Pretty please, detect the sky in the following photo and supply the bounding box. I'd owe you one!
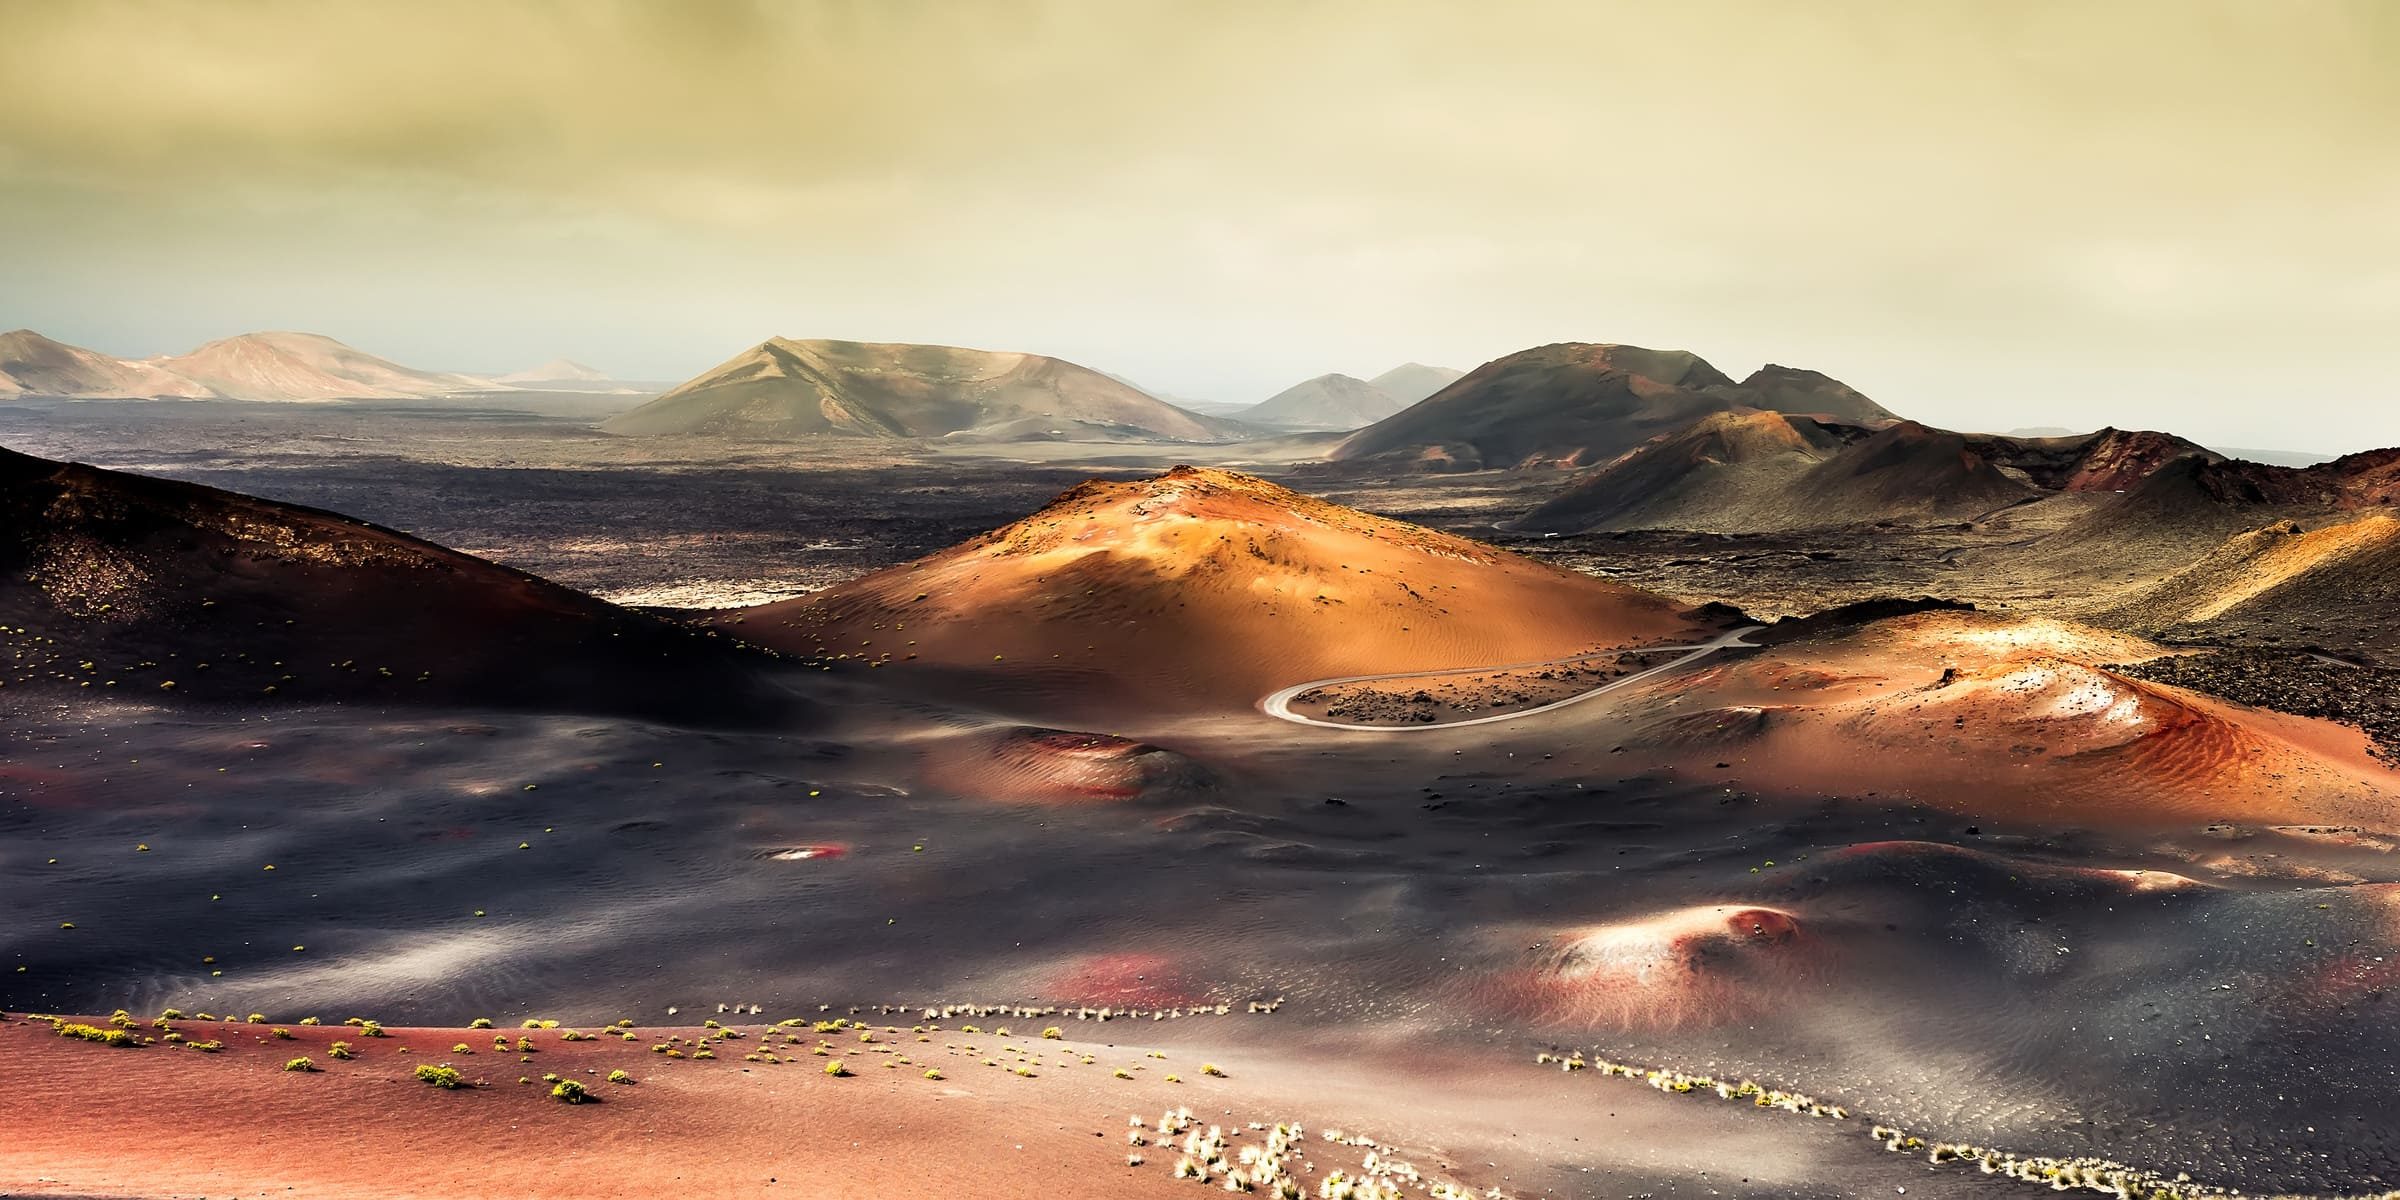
[1,0,2395,452]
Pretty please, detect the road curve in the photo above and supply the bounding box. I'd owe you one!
[1258,625,1765,731]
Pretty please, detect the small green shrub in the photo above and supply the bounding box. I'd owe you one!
[414,1064,465,1089]
[328,1041,355,1059]
[551,1078,591,1104]
[468,1018,494,1029]
[284,1056,317,1072]
[824,1060,849,1077]
[55,1021,138,1047]
[606,1069,633,1084]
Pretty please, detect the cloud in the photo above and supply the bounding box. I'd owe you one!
[0,0,2394,448]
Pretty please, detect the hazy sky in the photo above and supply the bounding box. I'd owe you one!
[3,0,2395,451]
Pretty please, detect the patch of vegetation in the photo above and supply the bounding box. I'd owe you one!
[414,1064,466,1089]
[53,1020,139,1047]
[284,1056,317,1072]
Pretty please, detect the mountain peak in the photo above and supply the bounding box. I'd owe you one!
[153,331,479,401]
[1366,362,1466,406]
[1236,372,1403,430]
[605,337,1230,443]
[496,358,610,384]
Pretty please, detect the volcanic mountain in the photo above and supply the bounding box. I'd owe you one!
[1329,342,1899,470]
[1966,427,2216,492]
[2035,447,2400,585]
[1645,610,2400,827]
[494,358,612,385]
[1730,364,1885,421]
[2094,514,2400,659]
[1234,373,1407,430]
[0,330,218,399]
[603,338,1234,443]
[1366,362,1465,405]
[0,444,795,720]
[720,465,1705,711]
[1514,410,1858,532]
[1517,416,2035,533]
[148,332,486,401]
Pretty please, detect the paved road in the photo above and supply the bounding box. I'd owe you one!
[1258,625,1766,731]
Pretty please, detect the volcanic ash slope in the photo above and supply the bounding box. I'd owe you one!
[726,465,1705,712]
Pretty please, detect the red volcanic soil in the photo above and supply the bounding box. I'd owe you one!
[1476,905,1820,1031]
[0,1012,1916,1200]
[724,466,1703,714]
[917,726,1213,805]
[1643,611,2400,828]
[0,1017,1208,1200]
[1958,426,2214,493]
[1037,952,1206,1010]
[2051,428,2213,492]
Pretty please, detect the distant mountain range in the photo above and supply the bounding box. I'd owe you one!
[1236,373,1408,430]
[603,337,1241,443]
[1228,363,1466,431]
[0,329,635,401]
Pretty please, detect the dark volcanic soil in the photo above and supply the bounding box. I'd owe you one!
[1290,651,1666,725]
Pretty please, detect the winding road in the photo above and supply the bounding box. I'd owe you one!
[1258,625,1766,731]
